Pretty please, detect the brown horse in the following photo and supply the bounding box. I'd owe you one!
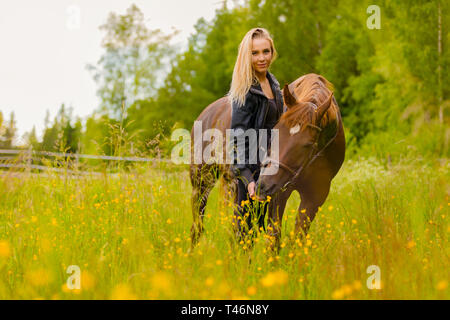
[189,73,345,249]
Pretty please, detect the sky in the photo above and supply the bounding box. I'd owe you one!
[0,0,230,145]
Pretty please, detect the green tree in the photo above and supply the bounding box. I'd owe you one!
[87,4,178,117]
[24,126,40,150]
[315,1,383,145]
[0,112,17,149]
[382,0,450,123]
[41,104,79,152]
[81,113,118,156]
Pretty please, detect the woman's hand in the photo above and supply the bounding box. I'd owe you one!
[247,181,256,198]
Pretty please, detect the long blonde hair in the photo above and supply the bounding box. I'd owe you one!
[228,28,277,107]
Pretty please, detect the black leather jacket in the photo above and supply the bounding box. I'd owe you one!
[229,71,285,187]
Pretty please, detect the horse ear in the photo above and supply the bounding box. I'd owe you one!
[283,84,296,108]
[316,92,333,122]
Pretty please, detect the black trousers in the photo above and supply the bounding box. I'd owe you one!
[234,169,269,236]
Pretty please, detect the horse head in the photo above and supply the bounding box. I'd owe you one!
[256,84,333,198]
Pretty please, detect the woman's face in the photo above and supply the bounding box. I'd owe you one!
[251,38,272,75]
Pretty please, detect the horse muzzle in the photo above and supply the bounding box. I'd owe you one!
[255,181,277,200]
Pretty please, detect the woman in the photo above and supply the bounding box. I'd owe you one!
[228,28,284,237]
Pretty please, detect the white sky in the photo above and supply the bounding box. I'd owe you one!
[0,0,228,145]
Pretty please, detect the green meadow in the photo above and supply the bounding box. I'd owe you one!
[0,154,447,299]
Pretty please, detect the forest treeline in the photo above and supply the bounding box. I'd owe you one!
[2,0,449,161]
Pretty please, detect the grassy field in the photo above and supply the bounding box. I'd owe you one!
[0,156,448,299]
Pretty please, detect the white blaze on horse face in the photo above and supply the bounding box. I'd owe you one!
[289,124,300,135]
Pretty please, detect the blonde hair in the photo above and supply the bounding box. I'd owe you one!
[228,28,277,107]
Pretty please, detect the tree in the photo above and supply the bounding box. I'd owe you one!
[379,0,449,123]
[82,113,117,156]
[40,104,81,152]
[87,4,178,117]
[62,117,82,153]
[25,126,40,150]
[315,1,383,144]
[0,112,17,148]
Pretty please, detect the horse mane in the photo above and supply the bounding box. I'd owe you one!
[279,73,337,130]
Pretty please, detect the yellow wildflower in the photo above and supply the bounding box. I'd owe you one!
[150,272,173,295]
[0,240,11,258]
[406,240,416,249]
[436,280,448,291]
[25,269,53,287]
[332,288,345,299]
[111,284,137,300]
[205,277,214,287]
[247,286,257,296]
[260,270,288,287]
[81,271,96,291]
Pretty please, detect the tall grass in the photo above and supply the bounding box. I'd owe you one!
[0,155,448,299]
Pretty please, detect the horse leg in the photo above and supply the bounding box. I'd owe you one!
[220,165,237,210]
[295,177,331,239]
[265,189,292,252]
[190,164,219,248]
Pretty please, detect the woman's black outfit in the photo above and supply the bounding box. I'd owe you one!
[229,71,285,236]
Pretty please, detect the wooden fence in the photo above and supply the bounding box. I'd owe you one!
[0,149,172,175]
